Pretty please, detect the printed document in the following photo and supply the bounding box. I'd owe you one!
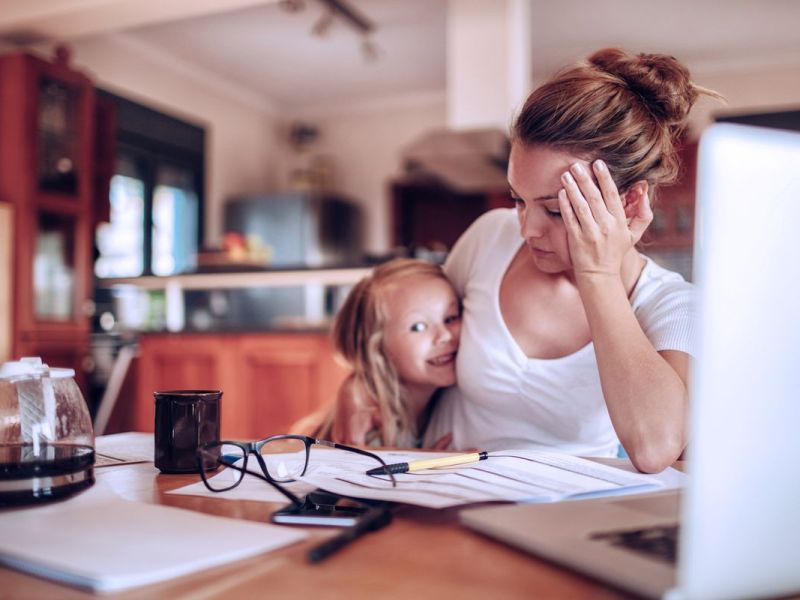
[170,449,681,508]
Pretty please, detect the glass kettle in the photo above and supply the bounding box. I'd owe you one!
[0,357,95,505]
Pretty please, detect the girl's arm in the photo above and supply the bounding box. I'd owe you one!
[559,160,688,473]
[329,375,382,446]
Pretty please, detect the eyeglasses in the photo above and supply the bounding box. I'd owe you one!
[196,434,396,502]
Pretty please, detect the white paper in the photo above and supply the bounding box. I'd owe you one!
[170,448,677,509]
[94,431,154,467]
[0,482,307,593]
[169,472,318,503]
[574,457,686,497]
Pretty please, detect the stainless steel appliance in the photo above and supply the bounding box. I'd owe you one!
[222,193,363,329]
[224,192,362,267]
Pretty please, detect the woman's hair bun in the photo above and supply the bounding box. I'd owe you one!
[588,48,698,126]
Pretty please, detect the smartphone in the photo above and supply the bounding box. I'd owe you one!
[271,493,370,527]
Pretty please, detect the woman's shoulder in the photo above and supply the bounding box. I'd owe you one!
[632,256,696,352]
[448,208,518,260]
[468,207,518,238]
[634,255,693,303]
[445,208,518,287]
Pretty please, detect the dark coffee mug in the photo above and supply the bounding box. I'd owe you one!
[154,390,222,474]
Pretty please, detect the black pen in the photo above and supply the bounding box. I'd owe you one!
[307,508,393,563]
[366,451,489,475]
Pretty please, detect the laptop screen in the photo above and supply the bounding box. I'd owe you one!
[680,123,800,598]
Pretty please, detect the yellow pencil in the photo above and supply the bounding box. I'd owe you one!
[366,451,488,475]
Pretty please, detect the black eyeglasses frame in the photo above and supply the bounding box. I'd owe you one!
[196,434,396,506]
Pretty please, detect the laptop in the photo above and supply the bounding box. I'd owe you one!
[460,123,800,600]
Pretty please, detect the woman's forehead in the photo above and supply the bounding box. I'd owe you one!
[508,143,592,194]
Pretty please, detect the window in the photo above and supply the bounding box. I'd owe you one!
[152,166,199,276]
[94,90,204,278]
[95,166,145,278]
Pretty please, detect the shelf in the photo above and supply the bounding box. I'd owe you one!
[97,266,372,291]
[33,197,83,221]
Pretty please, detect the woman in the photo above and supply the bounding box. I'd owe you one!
[339,48,717,473]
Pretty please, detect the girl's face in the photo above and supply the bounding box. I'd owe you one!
[381,276,461,397]
[507,143,592,274]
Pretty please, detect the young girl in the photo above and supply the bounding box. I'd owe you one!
[298,258,461,448]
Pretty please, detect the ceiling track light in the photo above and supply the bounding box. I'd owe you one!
[282,0,379,61]
[318,0,374,35]
[317,0,378,61]
[278,0,306,13]
[311,10,336,37]
[361,37,380,62]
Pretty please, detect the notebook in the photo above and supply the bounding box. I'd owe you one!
[0,481,307,593]
[460,123,800,600]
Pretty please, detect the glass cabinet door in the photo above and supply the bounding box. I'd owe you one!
[37,76,82,195]
[34,213,76,321]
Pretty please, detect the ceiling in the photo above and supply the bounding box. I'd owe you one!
[124,0,447,112]
[1,0,799,115]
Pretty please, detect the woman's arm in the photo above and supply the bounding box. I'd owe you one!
[579,277,689,472]
[559,160,688,473]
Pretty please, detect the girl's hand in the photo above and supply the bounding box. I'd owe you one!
[330,380,381,446]
[429,432,453,450]
[558,160,653,282]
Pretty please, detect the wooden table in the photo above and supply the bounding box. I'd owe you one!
[1,443,659,599]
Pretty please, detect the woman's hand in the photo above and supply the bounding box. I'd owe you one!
[557,160,653,282]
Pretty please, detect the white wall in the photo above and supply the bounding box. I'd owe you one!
[53,34,282,246]
[0,203,12,362]
[446,0,531,130]
[690,62,800,134]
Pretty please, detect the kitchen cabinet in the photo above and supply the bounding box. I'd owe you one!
[638,140,699,280]
[134,333,348,439]
[642,141,698,250]
[0,203,11,362]
[391,180,511,251]
[0,47,97,392]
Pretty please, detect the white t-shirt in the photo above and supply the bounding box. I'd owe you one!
[423,209,695,456]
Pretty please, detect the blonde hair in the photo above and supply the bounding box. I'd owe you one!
[513,48,722,198]
[331,258,453,446]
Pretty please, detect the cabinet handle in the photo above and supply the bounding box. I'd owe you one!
[81,354,95,373]
[82,299,96,317]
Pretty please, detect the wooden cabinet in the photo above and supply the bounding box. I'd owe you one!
[642,141,698,250]
[391,180,511,250]
[0,203,11,362]
[134,333,348,439]
[637,140,699,280]
[0,48,96,392]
